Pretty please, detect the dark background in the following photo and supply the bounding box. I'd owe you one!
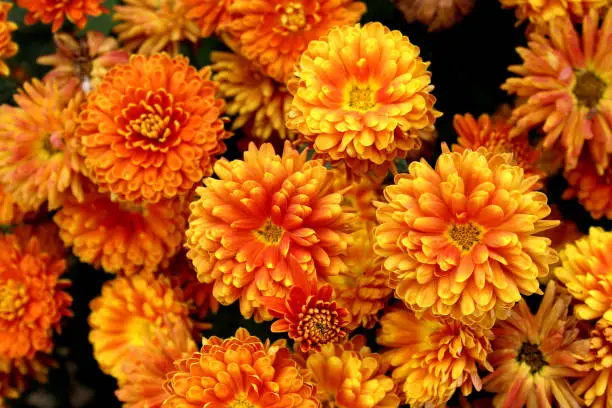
[3,0,608,406]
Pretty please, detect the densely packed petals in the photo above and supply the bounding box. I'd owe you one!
[224,0,366,83]
[88,273,193,381]
[0,233,72,359]
[377,305,492,407]
[483,281,589,407]
[0,185,25,226]
[185,142,355,321]
[499,0,609,24]
[0,354,54,407]
[393,0,475,31]
[574,318,612,407]
[0,2,17,77]
[0,78,87,212]
[163,328,318,407]
[374,147,558,326]
[502,10,612,174]
[53,191,187,276]
[564,157,612,219]
[77,53,228,203]
[184,0,231,37]
[17,0,107,32]
[287,22,441,177]
[13,221,66,263]
[211,51,294,141]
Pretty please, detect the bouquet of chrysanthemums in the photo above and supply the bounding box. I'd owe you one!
[0,0,611,407]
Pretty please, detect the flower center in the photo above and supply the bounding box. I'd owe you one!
[278,2,307,32]
[573,70,606,110]
[447,222,482,253]
[229,399,257,408]
[254,219,284,245]
[517,342,547,374]
[0,280,28,320]
[347,85,376,112]
[129,113,171,141]
[300,306,340,344]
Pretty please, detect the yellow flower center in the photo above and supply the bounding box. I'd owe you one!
[130,113,172,141]
[347,85,377,112]
[0,279,28,320]
[127,317,156,347]
[517,341,547,374]
[573,70,606,110]
[254,219,284,245]
[229,398,257,408]
[447,222,482,253]
[278,2,307,32]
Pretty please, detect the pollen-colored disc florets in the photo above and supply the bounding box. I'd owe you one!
[17,0,108,32]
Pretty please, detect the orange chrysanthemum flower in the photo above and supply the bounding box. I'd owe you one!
[0,2,18,77]
[112,0,200,56]
[453,113,544,185]
[377,305,493,407]
[116,318,197,408]
[555,227,612,321]
[300,335,400,408]
[89,273,192,381]
[78,53,228,203]
[483,281,589,407]
[0,354,53,407]
[163,328,318,408]
[564,157,612,219]
[53,191,187,276]
[574,318,612,407]
[0,233,72,359]
[287,22,441,178]
[499,0,609,24]
[38,31,129,93]
[17,0,107,32]
[185,0,231,37]
[211,51,294,141]
[0,78,87,212]
[0,185,25,226]
[502,10,612,174]
[185,142,355,321]
[374,147,559,327]
[225,0,366,83]
[393,0,475,31]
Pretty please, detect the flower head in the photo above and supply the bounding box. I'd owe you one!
[0,233,72,359]
[502,9,612,174]
[377,305,493,407]
[483,281,589,407]
[37,31,129,93]
[53,191,187,276]
[184,0,231,37]
[287,22,441,178]
[0,2,18,77]
[17,0,107,32]
[563,157,612,219]
[300,335,400,408]
[78,53,227,203]
[393,0,475,31]
[0,354,54,407]
[0,78,87,212]
[163,328,318,408]
[225,0,366,83]
[88,273,192,381]
[500,0,609,24]
[211,51,294,141]
[112,0,200,55]
[555,227,612,321]
[374,146,559,327]
[574,318,612,407]
[185,141,355,321]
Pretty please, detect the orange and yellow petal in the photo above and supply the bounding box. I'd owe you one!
[394,0,475,31]
[500,0,610,24]
[0,185,26,226]
[184,0,231,37]
[0,2,18,77]
[17,0,107,32]
[563,157,612,219]
[287,22,441,178]
[574,317,612,407]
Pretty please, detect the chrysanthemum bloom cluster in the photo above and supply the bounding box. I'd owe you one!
[224,0,366,83]
[0,78,87,212]
[377,306,493,407]
[0,354,53,407]
[483,281,589,407]
[78,53,228,203]
[499,0,609,24]
[88,273,192,381]
[185,142,355,321]
[112,0,200,56]
[184,0,231,37]
[37,31,129,93]
[287,22,441,178]
[211,51,294,141]
[16,0,108,32]
[555,227,612,321]
[0,1,17,77]
[0,232,71,359]
[564,158,612,219]
[163,328,318,407]
[115,318,197,408]
[374,147,558,327]
[301,335,400,408]
[503,9,612,174]
[393,0,475,31]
